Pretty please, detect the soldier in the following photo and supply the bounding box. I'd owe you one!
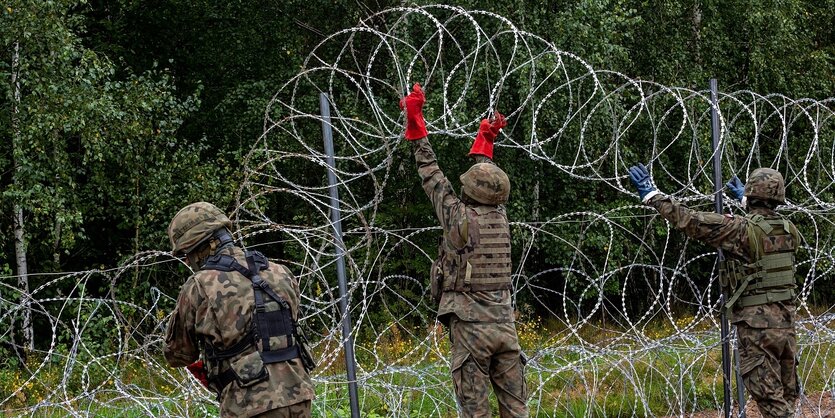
[400,83,529,417]
[164,202,315,418]
[628,163,800,418]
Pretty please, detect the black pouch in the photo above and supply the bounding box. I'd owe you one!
[230,351,269,388]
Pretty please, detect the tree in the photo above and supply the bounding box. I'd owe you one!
[0,0,199,350]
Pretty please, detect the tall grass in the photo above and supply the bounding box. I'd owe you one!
[2,313,833,417]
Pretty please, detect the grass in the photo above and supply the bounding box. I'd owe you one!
[2,312,834,417]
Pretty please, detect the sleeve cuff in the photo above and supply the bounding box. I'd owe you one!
[642,190,661,204]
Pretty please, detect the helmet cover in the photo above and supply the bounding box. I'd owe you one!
[168,202,232,255]
[459,163,510,205]
[744,168,786,204]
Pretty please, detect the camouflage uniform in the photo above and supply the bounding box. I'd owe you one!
[414,137,528,417]
[252,401,311,418]
[646,193,799,418]
[164,245,315,418]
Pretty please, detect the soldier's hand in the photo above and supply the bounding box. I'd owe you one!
[399,83,428,140]
[469,111,506,159]
[487,111,507,134]
[628,163,659,203]
[186,360,209,388]
[726,176,745,202]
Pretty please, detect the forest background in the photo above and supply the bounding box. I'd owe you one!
[1,0,834,355]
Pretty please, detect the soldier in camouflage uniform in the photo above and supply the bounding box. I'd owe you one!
[164,202,315,418]
[628,164,801,418]
[400,83,529,418]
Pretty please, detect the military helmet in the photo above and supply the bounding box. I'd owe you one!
[744,167,785,204]
[168,202,232,255]
[459,163,510,205]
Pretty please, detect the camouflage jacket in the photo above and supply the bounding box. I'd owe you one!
[413,137,514,323]
[164,246,315,417]
[647,194,796,328]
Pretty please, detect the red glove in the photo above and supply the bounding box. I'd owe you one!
[468,111,507,159]
[186,360,209,388]
[399,83,428,140]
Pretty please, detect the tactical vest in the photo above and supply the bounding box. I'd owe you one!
[441,205,513,292]
[201,250,313,393]
[720,213,799,310]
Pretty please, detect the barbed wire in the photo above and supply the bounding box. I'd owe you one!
[2,5,834,417]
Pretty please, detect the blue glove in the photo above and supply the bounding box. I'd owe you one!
[725,175,744,202]
[628,163,658,202]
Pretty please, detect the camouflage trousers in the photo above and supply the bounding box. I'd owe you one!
[737,324,798,418]
[449,317,528,418]
[251,400,311,418]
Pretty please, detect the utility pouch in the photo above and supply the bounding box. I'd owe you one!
[719,262,729,288]
[229,351,269,388]
[429,236,445,306]
[430,255,444,306]
[296,328,317,372]
[719,259,740,292]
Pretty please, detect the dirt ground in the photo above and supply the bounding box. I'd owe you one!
[664,391,834,417]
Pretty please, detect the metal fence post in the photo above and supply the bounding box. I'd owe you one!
[320,92,361,418]
[709,78,745,418]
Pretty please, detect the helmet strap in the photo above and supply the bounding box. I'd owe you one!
[185,228,236,270]
[460,188,477,205]
[208,239,219,254]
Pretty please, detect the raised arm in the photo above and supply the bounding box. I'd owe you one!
[628,163,750,261]
[400,83,469,249]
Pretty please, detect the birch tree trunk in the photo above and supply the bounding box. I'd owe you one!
[691,2,703,67]
[11,40,33,352]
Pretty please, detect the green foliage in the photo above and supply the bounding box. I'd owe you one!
[0,0,833,350]
[0,0,206,275]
